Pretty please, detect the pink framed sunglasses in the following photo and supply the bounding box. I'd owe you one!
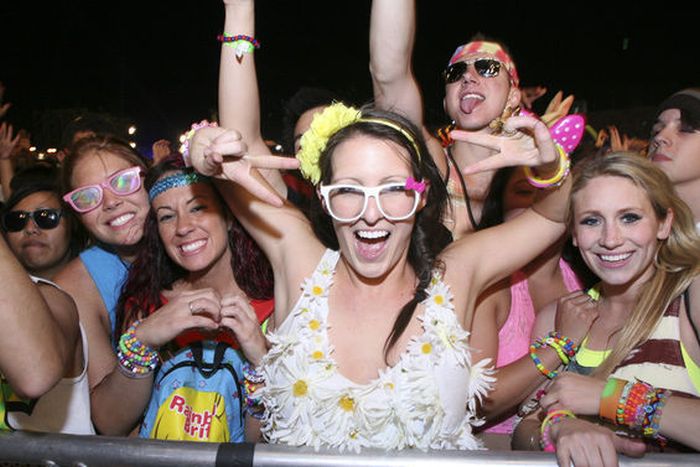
[63,166,143,213]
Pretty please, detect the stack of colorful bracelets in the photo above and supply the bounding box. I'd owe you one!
[524,143,571,189]
[599,377,671,439]
[540,409,577,452]
[242,362,265,419]
[117,320,159,378]
[529,331,578,379]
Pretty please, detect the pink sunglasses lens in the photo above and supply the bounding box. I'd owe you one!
[110,169,141,194]
[67,187,102,212]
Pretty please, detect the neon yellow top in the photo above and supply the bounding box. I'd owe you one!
[580,287,700,393]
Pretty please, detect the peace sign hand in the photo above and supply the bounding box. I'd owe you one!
[451,115,558,176]
[189,127,300,207]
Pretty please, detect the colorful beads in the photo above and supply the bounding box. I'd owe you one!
[606,378,671,439]
[529,343,558,379]
[529,332,578,379]
[179,119,218,166]
[117,320,159,377]
[540,409,576,451]
[217,34,260,63]
[242,362,265,419]
[217,34,260,49]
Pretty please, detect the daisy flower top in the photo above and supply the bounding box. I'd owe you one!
[260,249,494,452]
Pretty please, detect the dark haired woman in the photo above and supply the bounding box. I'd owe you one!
[114,155,274,441]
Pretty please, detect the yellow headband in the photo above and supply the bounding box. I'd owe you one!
[296,103,421,185]
[357,117,421,160]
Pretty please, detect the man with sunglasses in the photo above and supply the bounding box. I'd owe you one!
[0,193,94,435]
[370,0,525,240]
[1,182,85,280]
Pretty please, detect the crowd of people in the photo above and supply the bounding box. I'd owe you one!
[1,0,699,466]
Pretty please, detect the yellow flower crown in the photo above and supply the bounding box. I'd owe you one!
[296,103,360,185]
[295,102,421,185]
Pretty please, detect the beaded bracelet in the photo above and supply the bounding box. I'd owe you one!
[642,389,670,438]
[242,362,265,384]
[217,33,261,48]
[622,380,652,427]
[546,332,577,358]
[529,342,558,379]
[615,379,635,425]
[541,332,578,365]
[179,119,218,167]
[599,377,626,423]
[540,409,576,452]
[612,379,671,439]
[117,320,159,377]
[242,362,265,419]
[217,33,260,63]
[524,144,571,189]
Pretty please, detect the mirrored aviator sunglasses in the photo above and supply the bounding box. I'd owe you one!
[63,166,143,213]
[1,208,63,232]
[443,58,502,84]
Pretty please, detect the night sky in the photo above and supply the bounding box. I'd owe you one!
[2,1,698,152]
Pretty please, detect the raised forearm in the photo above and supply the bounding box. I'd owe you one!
[219,0,262,143]
[369,0,424,126]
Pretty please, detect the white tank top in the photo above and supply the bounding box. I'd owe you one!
[4,277,95,434]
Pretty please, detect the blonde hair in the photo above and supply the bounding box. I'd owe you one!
[569,152,700,377]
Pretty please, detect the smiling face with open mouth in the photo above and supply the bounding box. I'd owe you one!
[153,176,230,274]
[324,135,422,282]
[572,175,673,289]
[70,151,149,248]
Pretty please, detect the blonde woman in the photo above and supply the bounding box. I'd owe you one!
[513,153,700,465]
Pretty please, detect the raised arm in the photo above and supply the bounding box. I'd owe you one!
[218,0,288,196]
[369,0,425,129]
[0,234,76,399]
[219,0,264,151]
[442,116,570,320]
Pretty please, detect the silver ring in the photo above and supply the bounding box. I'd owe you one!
[188,300,199,314]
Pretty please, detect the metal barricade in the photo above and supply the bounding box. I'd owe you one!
[1,432,699,467]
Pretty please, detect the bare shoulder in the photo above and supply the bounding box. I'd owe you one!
[54,258,100,309]
[54,256,91,291]
[53,256,104,322]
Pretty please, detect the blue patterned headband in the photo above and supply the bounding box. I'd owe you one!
[148,172,210,201]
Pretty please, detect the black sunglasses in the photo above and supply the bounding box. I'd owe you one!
[443,58,502,84]
[1,208,63,232]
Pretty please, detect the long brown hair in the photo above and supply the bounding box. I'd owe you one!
[569,152,700,377]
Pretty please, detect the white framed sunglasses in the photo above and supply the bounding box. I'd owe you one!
[318,179,425,223]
